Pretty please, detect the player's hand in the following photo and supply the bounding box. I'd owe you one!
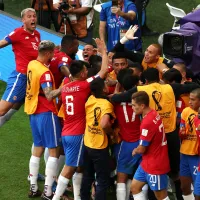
[111,7,122,15]
[132,148,137,156]
[125,25,139,40]
[93,38,107,55]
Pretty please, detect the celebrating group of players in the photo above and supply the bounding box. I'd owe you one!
[1,7,200,200]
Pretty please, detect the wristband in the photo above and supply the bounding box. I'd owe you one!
[120,36,129,44]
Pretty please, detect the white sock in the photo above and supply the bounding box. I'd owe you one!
[29,156,40,192]
[44,148,49,164]
[117,183,126,200]
[182,193,195,200]
[133,191,148,200]
[142,184,148,199]
[56,155,65,177]
[72,172,83,200]
[163,197,170,200]
[53,175,70,200]
[0,109,17,127]
[45,157,58,196]
[31,143,34,154]
[126,179,132,200]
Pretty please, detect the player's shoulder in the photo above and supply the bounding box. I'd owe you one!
[182,106,194,116]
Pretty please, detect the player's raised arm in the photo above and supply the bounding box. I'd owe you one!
[94,38,108,79]
[0,39,9,48]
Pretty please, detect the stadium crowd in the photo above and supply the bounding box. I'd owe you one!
[0,1,200,200]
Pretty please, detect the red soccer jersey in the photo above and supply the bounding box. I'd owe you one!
[5,27,40,74]
[194,116,200,170]
[140,109,170,174]
[50,51,72,89]
[61,76,98,136]
[114,102,140,142]
[34,71,57,114]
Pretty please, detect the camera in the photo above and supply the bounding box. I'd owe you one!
[59,0,70,15]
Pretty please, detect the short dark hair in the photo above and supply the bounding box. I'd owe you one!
[132,91,149,106]
[122,75,139,90]
[162,68,182,84]
[61,34,77,48]
[112,52,127,62]
[69,60,85,77]
[117,68,133,85]
[129,62,143,72]
[90,78,105,98]
[191,88,200,99]
[143,68,159,82]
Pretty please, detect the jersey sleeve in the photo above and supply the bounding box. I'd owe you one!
[139,124,154,147]
[102,102,116,120]
[58,56,71,69]
[127,3,137,13]
[100,7,107,21]
[4,29,20,44]
[40,72,53,89]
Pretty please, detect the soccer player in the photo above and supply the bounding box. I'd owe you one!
[179,88,200,200]
[24,40,61,199]
[131,91,170,200]
[52,39,108,200]
[113,69,142,200]
[194,105,200,200]
[0,8,40,127]
[81,78,116,200]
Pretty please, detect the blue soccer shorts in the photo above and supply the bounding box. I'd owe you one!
[134,165,168,191]
[62,135,84,167]
[114,140,141,174]
[180,154,199,182]
[30,112,62,148]
[2,70,27,103]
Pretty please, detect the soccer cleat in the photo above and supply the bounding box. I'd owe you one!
[41,192,54,200]
[28,185,42,198]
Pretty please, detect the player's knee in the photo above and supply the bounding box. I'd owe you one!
[181,182,192,195]
[131,182,141,194]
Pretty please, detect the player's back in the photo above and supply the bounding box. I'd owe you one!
[140,110,170,175]
[61,80,91,136]
[114,102,140,142]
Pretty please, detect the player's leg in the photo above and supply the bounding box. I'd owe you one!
[28,114,44,198]
[131,165,147,200]
[0,70,26,126]
[80,146,95,200]
[53,135,84,200]
[41,112,62,199]
[166,129,184,200]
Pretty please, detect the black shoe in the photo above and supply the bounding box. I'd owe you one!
[141,25,159,36]
[28,189,42,198]
[41,192,54,200]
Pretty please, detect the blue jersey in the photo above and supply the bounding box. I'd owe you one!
[100,1,142,51]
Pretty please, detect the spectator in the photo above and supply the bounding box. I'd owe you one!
[99,0,142,52]
[59,0,94,44]
[82,44,97,62]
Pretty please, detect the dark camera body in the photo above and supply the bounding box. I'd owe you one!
[112,0,118,7]
[59,0,70,13]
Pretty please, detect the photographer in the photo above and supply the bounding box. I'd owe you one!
[31,0,60,31]
[58,0,94,44]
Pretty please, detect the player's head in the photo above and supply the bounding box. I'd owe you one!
[112,52,128,75]
[144,44,162,64]
[117,68,133,85]
[69,60,88,80]
[38,40,55,62]
[132,91,150,115]
[90,78,109,98]
[82,44,97,62]
[162,68,182,84]
[173,63,187,82]
[108,49,116,65]
[61,35,79,59]
[21,8,37,33]
[189,88,200,111]
[129,62,143,77]
[122,75,140,91]
[143,68,159,84]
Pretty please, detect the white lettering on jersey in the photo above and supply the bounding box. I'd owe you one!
[31,42,38,50]
[35,36,39,42]
[142,129,148,136]
[62,57,69,62]
[176,100,182,108]
[25,37,29,40]
[45,74,51,81]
